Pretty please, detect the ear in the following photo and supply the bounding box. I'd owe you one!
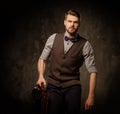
[64,20,66,26]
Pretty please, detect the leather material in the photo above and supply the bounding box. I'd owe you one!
[32,84,48,114]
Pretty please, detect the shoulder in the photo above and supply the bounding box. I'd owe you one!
[46,32,64,43]
[55,32,64,37]
[83,40,94,52]
[50,32,65,40]
[78,34,88,42]
[46,33,57,42]
[48,33,57,39]
[77,35,88,47]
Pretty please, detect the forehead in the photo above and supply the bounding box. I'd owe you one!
[66,14,79,21]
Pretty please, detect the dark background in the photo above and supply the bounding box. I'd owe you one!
[0,1,120,114]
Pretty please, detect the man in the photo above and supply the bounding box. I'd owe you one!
[37,9,97,114]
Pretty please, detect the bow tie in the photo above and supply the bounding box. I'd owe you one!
[64,36,78,43]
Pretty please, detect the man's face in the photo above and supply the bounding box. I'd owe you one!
[64,14,80,35]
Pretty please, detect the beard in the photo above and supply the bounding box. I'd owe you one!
[66,27,78,36]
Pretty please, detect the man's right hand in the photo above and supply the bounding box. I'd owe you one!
[37,77,47,89]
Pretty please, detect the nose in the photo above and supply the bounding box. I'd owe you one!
[70,22,74,26]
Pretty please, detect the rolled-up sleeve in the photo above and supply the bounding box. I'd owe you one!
[83,41,97,73]
[40,33,56,60]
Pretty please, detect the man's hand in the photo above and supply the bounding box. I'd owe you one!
[85,96,95,110]
[37,77,47,88]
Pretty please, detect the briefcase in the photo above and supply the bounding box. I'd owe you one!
[32,83,48,114]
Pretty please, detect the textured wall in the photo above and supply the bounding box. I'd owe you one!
[1,1,120,114]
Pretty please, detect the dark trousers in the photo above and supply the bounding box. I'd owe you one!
[47,84,81,114]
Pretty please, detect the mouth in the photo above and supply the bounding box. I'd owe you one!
[69,27,75,29]
[69,27,75,32]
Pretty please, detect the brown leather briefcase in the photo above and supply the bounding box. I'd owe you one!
[32,83,48,114]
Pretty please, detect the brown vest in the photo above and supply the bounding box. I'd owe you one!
[47,33,87,87]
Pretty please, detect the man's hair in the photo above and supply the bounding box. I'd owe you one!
[65,9,80,19]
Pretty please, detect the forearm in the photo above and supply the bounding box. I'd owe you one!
[37,59,46,79]
[88,72,97,98]
[37,59,47,87]
[85,72,97,110]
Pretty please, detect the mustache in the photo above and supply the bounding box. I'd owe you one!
[69,27,75,29]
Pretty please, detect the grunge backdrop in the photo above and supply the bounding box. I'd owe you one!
[0,1,120,114]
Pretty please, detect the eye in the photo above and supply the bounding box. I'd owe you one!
[67,20,72,23]
[74,21,79,24]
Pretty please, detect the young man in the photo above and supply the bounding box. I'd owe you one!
[37,9,97,114]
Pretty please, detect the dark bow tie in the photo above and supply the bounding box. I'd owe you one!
[64,36,78,43]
